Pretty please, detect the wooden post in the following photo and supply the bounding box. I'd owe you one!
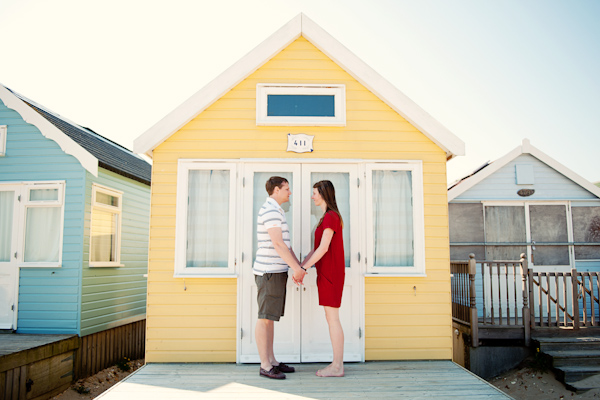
[469,254,479,348]
[572,268,580,330]
[528,268,535,329]
[520,254,531,346]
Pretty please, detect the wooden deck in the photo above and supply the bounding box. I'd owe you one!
[0,334,79,399]
[96,361,512,399]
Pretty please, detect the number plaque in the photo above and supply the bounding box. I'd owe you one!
[287,133,314,153]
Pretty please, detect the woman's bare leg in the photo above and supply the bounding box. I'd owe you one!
[317,306,344,377]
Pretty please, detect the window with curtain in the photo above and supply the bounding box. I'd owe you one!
[175,162,237,276]
[90,185,122,266]
[21,183,64,265]
[366,163,425,275]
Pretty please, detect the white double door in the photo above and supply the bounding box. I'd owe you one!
[239,163,363,363]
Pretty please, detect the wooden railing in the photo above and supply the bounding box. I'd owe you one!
[450,256,478,346]
[451,254,600,345]
[529,270,600,328]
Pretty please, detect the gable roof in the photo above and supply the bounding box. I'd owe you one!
[133,13,465,160]
[447,138,600,201]
[0,84,151,185]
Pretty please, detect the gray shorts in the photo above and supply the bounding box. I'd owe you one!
[255,272,288,321]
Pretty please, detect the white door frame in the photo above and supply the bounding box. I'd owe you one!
[237,160,365,363]
[0,185,21,330]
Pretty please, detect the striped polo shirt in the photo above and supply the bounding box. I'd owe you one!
[253,197,290,276]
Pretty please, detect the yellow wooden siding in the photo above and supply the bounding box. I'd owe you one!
[146,36,451,362]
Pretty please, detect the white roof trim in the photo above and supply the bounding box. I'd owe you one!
[0,84,98,176]
[448,138,600,201]
[134,13,465,160]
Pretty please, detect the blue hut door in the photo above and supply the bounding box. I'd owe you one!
[0,186,19,329]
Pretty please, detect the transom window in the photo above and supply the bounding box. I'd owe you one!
[90,184,123,267]
[256,84,345,126]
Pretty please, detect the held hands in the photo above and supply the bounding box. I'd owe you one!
[292,266,307,286]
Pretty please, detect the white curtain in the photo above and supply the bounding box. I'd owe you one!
[0,191,14,262]
[186,169,230,268]
[24,206,60,262]
[90,208,117,262]
[373,170,413,267]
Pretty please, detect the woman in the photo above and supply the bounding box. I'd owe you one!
[301,180,345,377]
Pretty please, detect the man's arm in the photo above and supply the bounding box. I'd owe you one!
[267,227,306,284]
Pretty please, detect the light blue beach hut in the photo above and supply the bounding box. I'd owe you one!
[0,84,151,338]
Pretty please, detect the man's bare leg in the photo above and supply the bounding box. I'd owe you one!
[256,318,276,371]
[266,319,280,366]
[317,306,344,377]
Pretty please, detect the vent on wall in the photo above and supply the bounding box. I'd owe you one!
[515,164,534,185]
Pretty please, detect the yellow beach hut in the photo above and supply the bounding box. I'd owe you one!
[134,14,465,364]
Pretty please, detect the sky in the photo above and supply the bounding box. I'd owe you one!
[1,0,599,185]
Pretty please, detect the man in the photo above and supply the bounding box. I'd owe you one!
[253,176,306,379]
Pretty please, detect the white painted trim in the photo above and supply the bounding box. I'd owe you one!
[256,84,346,126]
[133,14,464,159]
[449,139,600,201]
[134,15,302,156]
[0,84,98,176]
[182,157,424,165]
[0,125,6,156]
[300,15,464,159]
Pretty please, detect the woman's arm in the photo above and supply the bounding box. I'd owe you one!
[301,228,334,269]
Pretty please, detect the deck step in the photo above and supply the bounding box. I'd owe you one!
[534,335,600,391]
[544,350,600,367]
[556,366,600,384]
[566,374,600,392]
[535,337,600,353]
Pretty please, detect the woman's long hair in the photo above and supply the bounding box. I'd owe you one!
[314,180,344,229]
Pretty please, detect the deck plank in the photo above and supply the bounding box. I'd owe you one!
[96,361,512,399]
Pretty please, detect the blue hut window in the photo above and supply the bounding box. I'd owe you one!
[267,95,335,117]
[257,84,345,126]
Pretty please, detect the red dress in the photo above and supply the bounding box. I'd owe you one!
[314,211,345,308]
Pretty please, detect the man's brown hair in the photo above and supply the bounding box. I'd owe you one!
[266,176,289,195]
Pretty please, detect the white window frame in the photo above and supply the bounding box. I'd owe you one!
[0,125,6,156]
[18,181,66,268]
[89,184,123,267]
[365,162,426,276]
[256,84,346,126]
[174,161,238,277]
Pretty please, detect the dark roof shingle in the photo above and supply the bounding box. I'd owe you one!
[8,88,151,185]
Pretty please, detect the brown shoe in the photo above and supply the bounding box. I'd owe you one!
[274,363,295,373]
[260,367,286,379]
